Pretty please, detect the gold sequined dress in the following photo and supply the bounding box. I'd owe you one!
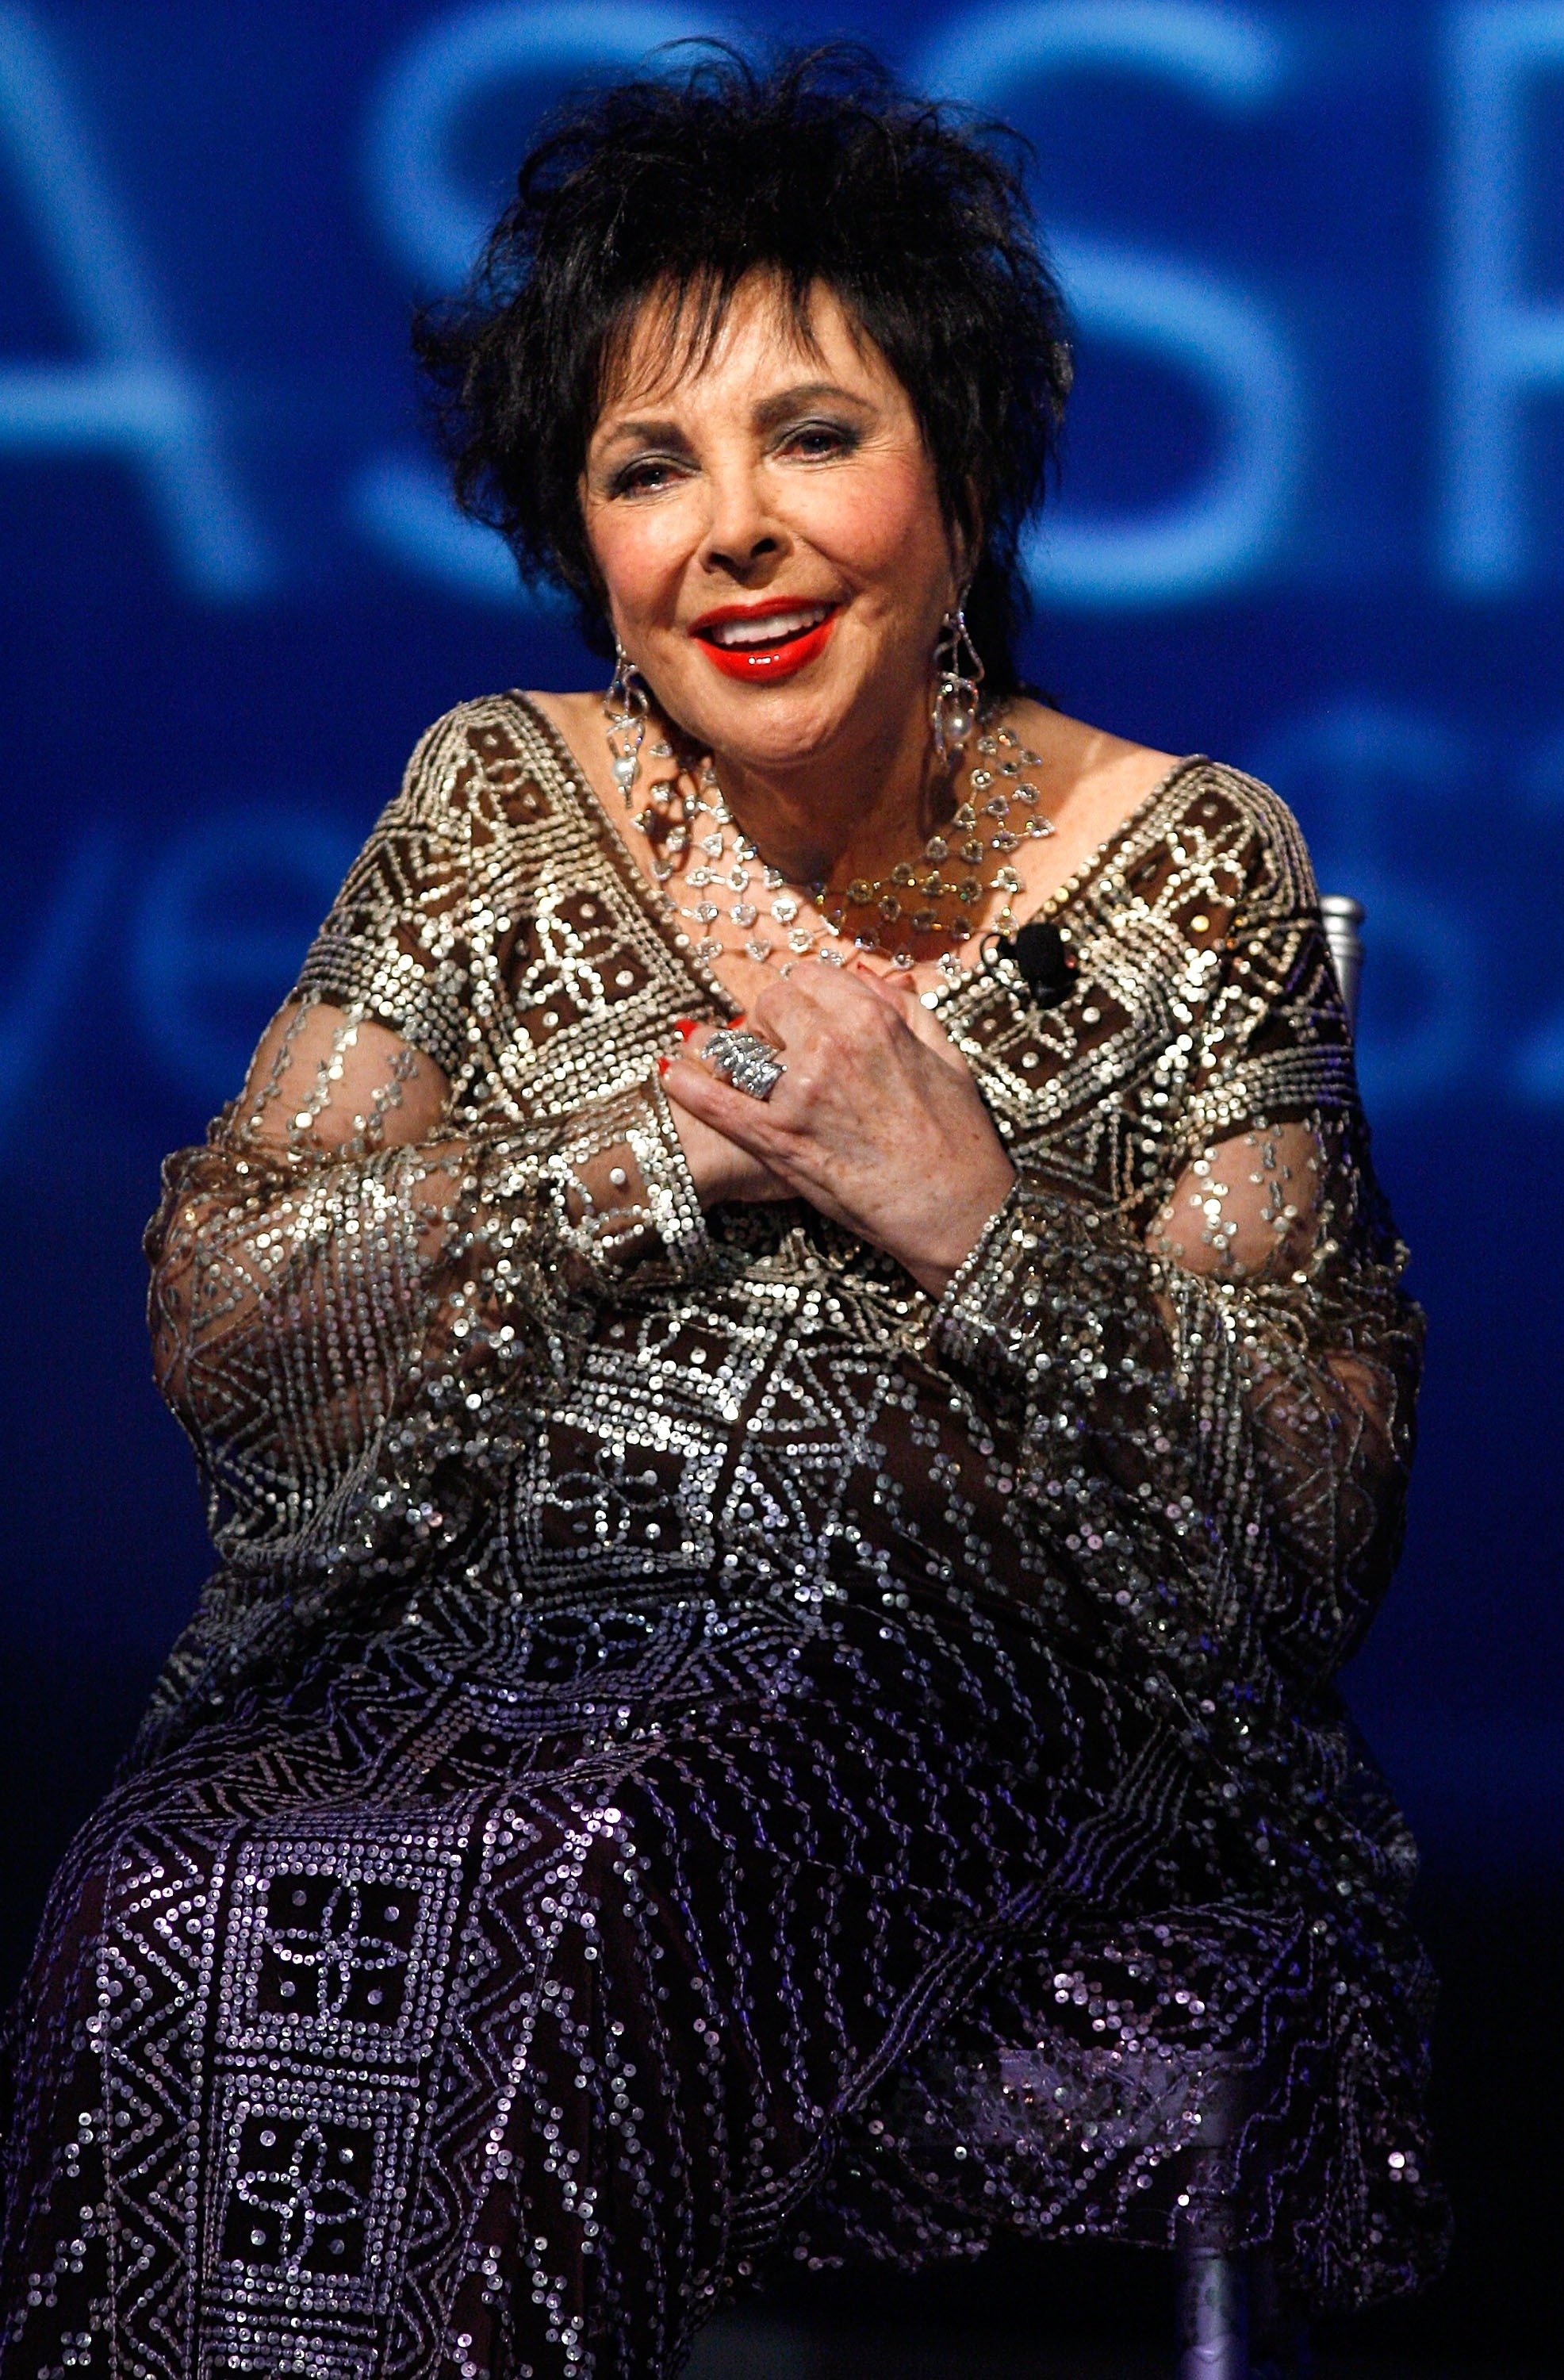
[0,694,1447,2378]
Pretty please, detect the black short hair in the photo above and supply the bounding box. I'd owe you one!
[413,43,1072,694]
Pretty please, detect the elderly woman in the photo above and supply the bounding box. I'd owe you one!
[0,48,1444,2380]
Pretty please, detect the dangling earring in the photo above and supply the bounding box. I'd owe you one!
[931,601,984,765]
[604,636,649,805]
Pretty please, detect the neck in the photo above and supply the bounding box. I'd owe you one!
[702,688,956,888]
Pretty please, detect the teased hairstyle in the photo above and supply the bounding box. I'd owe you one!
[414,44,1072,692]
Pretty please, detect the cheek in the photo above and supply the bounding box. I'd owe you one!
[794,454,949,600]
[584,496,695,628]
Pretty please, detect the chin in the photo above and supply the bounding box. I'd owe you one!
[711,695,857,773]
[672,656,880,770]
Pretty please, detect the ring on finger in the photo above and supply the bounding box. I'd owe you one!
[702,1027,786,1102]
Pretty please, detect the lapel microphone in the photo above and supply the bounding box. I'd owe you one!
[991,918,1079,1009]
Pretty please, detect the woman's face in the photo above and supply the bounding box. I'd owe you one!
[581,274,960,777]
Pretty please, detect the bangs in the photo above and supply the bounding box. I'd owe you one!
[591,267,830,421]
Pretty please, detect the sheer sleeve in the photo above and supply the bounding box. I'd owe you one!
[922,816,1421,1695]
[145,707,707,1562]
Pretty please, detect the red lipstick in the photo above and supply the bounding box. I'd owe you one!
[690,600,838,683]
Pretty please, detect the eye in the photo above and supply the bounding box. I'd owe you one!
[780,418,858,460]
[608,455,686,498]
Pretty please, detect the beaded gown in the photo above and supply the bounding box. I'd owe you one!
[0,693,1448,2378]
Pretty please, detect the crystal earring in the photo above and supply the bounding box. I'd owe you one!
[931,602,984,764]
[604,636,649,805]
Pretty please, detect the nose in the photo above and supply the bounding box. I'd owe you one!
[698,456,787,583]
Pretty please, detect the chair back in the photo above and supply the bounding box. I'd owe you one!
[1319,894,1364,1027]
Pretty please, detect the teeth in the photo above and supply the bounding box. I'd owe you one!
[705,605,830,649]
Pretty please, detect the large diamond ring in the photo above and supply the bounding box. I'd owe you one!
[703,1027,786,1101]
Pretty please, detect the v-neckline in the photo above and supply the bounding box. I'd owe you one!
[925,750,1209,1024]
[508,689,1205,1027]
[509,690,745,1019]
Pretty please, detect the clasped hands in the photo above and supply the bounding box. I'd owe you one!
[658,965,1016,1298]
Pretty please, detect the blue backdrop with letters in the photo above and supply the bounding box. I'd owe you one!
[2,0,1560,1879]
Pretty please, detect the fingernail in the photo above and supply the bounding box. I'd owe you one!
[657,1055,672,1074]
[731,1012,746,1025]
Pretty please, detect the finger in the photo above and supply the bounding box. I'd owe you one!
[675,1020,803,1119]
[895,991,969,1069]
[659,1053,791,1156]
[672,1017,775,1066]
[848,962,914,1010]
[822,969,967,1086]
[792,963,898,1017]
[678,1107,793,1200]
[756,958,906,1025]
[746,974,835,1049]
[850,967,937,1049]
[845,965,971,1072]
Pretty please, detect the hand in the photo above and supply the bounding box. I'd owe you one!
[662,1091,795,1209]
[660,968,1016,1295]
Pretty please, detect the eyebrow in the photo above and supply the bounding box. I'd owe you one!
[751,379,874,430]
[592,380,875,455]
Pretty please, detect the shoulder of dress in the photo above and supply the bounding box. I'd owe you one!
[1162,757,1321,914]
[394,690,588,835]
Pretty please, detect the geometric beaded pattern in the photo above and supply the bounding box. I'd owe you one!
[0,694,1449,2379]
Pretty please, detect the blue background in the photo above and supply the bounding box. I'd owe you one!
[0,1,1560,2347]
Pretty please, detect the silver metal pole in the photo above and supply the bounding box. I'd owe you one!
[1175,2245,1250,2380]
[1318,894,1365,1027]
[1172,2071,1250,2380]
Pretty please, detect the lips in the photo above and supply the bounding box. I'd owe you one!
[691,600,839,682]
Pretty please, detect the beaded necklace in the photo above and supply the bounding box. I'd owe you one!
[631,721,1055,979]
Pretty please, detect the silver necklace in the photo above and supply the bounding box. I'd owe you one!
[631,724,1055,979]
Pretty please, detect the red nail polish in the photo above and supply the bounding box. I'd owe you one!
[657,1055,672,1074]
[673,1019,698,1039]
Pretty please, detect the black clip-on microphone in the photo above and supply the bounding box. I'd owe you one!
[988,917,1079,1009]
